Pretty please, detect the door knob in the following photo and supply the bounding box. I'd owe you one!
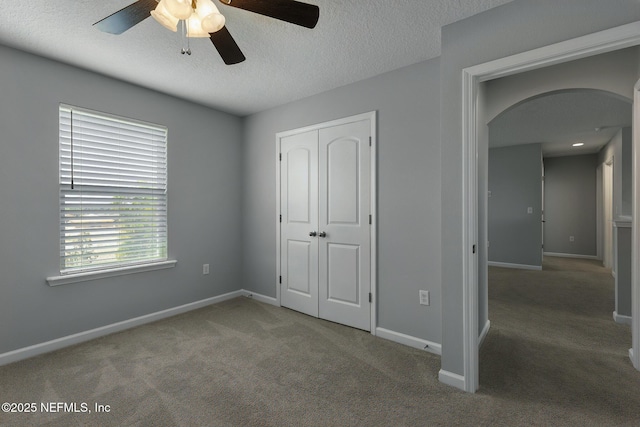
[309,231,317,237]
[318,231,327,238]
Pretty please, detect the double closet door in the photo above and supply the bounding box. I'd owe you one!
[279,117,372,331]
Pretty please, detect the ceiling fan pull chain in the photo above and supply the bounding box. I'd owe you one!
[180,20,191,55]
[180,20,184,54]
[186,19,191,55]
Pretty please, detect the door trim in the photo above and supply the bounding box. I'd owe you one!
[275,111,378,335]
[460,21,640,393]
[632,79,640,370]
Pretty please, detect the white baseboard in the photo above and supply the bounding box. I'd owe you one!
[630,348,634,363]
[0,290,244,367]
[543,252,599,260]
[375,327,441,356]
[438,369,465,391]
[488,261,541,271]
[613,311,632,325]
[3,290,409,367]
[479,320,491,347]
[242,290,279,306]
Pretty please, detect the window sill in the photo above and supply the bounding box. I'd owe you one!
[46,260,177,287]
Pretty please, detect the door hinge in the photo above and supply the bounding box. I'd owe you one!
[279,214,282,223]
[369,214,372,225]
[472,244,477,254]
[369,292,372,303]
[369,137,372,146]
[279,276,282,284]
[279,153,282,161]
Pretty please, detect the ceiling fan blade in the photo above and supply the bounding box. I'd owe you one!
[220,0,319,29]
[94,0,158,35]
[210,26,246,65]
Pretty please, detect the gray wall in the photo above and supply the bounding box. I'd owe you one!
[242,59,443,344]
[543,155,598,256]
[440,0,640,377]
[0,45,243,354]
[488,144,543,267]
[485,48,640,123]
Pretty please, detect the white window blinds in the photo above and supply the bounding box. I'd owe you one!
[59,104,168,274]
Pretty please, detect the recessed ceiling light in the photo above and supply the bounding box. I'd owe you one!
[572,142,584,147]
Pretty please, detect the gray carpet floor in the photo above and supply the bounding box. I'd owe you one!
[0,256,638,426]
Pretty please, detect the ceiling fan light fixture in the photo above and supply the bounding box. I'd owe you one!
[151,1,179,32]
[197,0,226,33]
[186,14,210,38]
[164,0,194,20]
[201,13,225,33]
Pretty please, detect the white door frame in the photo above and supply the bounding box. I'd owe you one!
[604,158,615,270]
[597,164,603,261]
[461,21,640,392]
[275,111,378,334]
[632,78,640,369]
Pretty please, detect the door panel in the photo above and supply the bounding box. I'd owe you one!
[287,240,312,295]
[327,243,360,304]
[280,130,319,317]
[287,148,312,223]
[318,119,371,331]
[327,138,360,224]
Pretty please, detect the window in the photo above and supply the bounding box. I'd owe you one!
[58,104,168,275]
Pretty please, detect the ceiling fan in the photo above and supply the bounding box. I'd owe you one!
[93,0,320,65]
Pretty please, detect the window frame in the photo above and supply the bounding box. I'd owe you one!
[47,104,175,286]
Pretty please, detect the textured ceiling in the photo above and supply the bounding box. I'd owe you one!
[0,0,512,116]
[489,90,632,157]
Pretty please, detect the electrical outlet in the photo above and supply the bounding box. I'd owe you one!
[527,207,533,214]
[419,290,430,306]
[203,264,210,275]
[569,236,575,242]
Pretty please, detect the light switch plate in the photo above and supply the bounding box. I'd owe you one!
[419,290,430,306]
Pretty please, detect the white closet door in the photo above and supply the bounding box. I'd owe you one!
[280,130,319,317]
[318,119,371,331]
[279,117,372,331]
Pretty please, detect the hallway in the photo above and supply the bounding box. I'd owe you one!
[480,257,638,424]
